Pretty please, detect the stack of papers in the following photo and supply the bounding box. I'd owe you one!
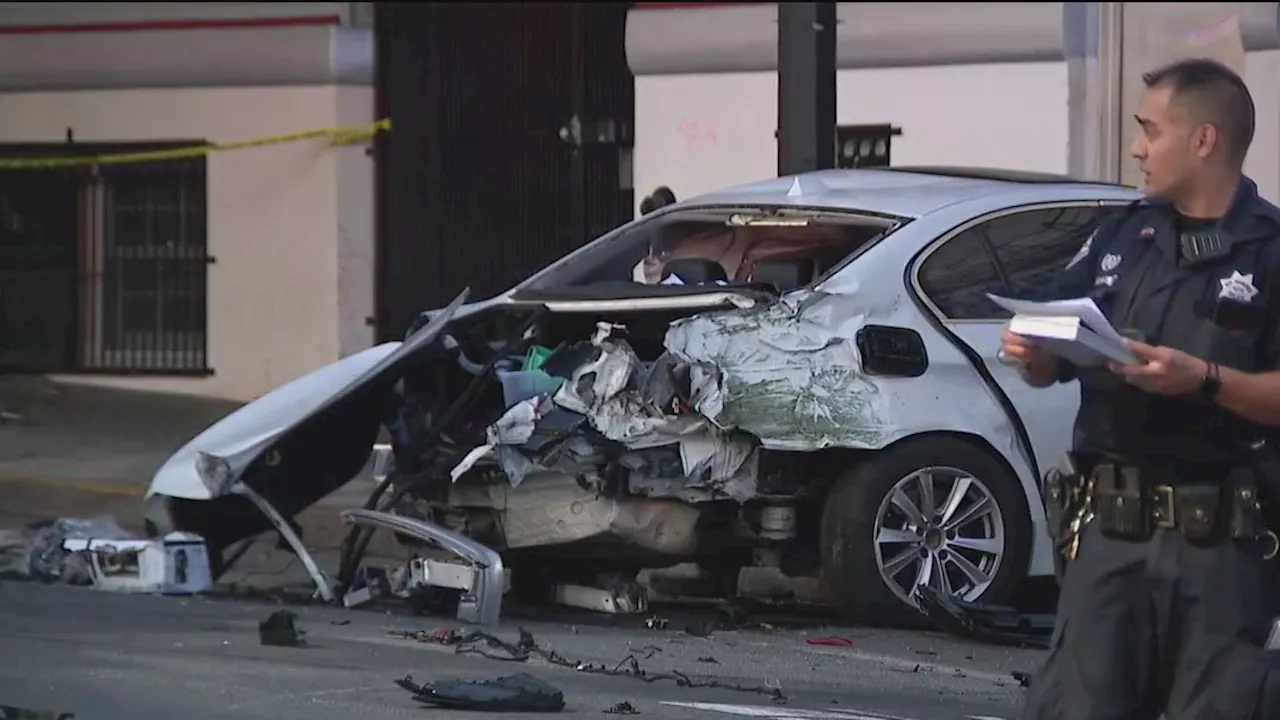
[986,294,1138,367]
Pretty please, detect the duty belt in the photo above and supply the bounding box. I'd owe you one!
[1084,463,1279,555]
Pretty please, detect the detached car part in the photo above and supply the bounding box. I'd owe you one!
[340,509,505,626]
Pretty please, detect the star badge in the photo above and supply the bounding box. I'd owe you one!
[1219,270,1260,302]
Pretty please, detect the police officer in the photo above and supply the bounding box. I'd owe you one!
[1002,58,1280,719]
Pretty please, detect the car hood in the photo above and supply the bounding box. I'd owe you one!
[145,290,470,505]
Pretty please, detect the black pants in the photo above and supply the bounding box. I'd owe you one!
[1020,521,1280,720]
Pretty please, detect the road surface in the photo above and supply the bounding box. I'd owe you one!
[0,582,1037,720]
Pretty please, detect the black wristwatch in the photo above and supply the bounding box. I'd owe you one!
[1199,361,1222,400]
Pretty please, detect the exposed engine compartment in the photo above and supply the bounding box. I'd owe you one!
[350,298,836,600]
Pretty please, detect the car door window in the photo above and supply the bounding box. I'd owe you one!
[918,204,1124,321]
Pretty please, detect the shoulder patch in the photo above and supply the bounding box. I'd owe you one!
[1065,230,1096,270]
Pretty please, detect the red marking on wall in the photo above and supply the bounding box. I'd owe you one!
[0,15,341,35]
[677,117,719,147]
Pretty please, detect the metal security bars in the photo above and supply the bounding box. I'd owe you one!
[0,144,210,374]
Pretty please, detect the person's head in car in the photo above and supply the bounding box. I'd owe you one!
[651,186,677,209]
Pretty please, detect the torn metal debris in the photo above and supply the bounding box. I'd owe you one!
[340,509,505,626]
[914,586,1053,649]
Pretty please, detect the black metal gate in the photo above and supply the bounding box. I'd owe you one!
[0,146,211,374]
[374,2,635,341]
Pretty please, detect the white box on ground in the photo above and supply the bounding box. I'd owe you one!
[62,532,213,595]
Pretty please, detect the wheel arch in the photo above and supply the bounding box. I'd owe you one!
[822,429,1038,577]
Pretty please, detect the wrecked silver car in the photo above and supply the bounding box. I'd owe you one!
[144,167,1143,624]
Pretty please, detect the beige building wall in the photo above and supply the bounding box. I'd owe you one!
[0,85,375,401]
[635,62,1070,208]
[631,3,1280,206]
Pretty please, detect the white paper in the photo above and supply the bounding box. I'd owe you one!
[988,295,1134,346]
[989,293,1138,365]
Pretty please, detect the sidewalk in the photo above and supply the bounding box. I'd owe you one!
[0,376,394,563]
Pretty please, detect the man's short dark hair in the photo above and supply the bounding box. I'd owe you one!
[1143,58,1256,166]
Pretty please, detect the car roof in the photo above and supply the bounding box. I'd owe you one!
[683,166,1140,219]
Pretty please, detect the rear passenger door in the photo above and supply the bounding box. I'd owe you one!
[914,202,1127,478]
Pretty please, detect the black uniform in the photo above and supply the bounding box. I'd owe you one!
[1021,177,1280,720]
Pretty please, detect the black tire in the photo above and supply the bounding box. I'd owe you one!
[820,435,1032,627]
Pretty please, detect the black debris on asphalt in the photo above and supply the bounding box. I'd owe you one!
[259,609,305,647]
[915,586,1052,650]
[395,672,565,712]
[390,625,787,701]
[604,700,640,715]
[0,706,74,720]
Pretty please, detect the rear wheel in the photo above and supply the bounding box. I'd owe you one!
[820,436,1031,626]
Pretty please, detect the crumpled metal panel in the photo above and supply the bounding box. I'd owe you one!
[665,290,895,451]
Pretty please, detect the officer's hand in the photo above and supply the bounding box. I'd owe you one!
[1107,340,1209,396]
[1000,327,1054,367]
[1000,327,1059,386]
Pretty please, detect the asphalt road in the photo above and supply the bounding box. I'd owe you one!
[0,582,1036,720]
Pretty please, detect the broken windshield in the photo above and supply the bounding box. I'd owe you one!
[514,207,899,298]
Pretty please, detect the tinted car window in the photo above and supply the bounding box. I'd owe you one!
[919,204,1124,320]
[917,229,1006,319]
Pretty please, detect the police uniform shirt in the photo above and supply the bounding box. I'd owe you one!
[1043,178,1280,468]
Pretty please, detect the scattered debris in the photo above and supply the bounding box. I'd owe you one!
[697,656,719,664]
[259,610,305,647]
[1,517,211,596]
[1012,671,1033,688]
[1,516,131,583]
[805,636,852,648]
[396,673,565,712]
[554,575,648,615]
[915,586,1053,649]
[645,616,669,630]
[61,533,212,595]
[330,619,351,626]
[390,626,786,700]
[0,706,73,720]
[604,700,640,715]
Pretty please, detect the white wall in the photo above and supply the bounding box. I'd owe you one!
[0,85,374,401]
[1246,49,1280,203]
[634,61,1069,209]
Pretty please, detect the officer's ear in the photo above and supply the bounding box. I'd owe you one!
[1191,122,1219,161]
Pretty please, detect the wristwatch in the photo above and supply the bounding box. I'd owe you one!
[1199,361,1222,400]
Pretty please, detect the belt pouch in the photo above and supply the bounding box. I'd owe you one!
[1174,484,1220,541]
[1095,465,1149,539]
[1043,470,1067,543]
[1228,470,1265,539]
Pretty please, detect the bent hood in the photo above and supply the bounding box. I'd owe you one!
[145,290,470,508]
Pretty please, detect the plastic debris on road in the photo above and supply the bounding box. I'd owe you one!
[915,586,1053,650]
[396,673,565,712]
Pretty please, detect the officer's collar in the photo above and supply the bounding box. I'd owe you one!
[1144,177,1277,245]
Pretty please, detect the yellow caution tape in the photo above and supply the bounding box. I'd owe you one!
[0,117,392,170]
